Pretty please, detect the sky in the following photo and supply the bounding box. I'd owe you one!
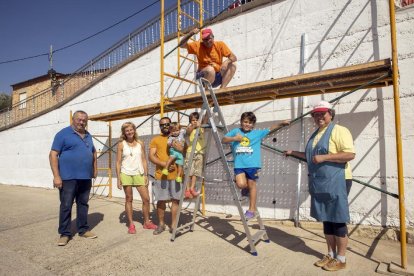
[0,0,177,94]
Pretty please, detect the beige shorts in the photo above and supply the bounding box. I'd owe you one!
[184,153,204,177]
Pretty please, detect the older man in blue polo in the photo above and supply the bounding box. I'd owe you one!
[49,110,98,246]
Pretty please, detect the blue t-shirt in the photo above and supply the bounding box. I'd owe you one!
[51,126,96,180]
[225,128,270,169]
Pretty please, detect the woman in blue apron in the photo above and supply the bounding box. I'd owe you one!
[285,101,355,272]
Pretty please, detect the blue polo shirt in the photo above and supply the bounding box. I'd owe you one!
[51,126,96,180]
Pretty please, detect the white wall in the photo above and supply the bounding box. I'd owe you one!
[0,0,413,227]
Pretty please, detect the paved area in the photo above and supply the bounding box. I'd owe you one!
[0,184,412,275]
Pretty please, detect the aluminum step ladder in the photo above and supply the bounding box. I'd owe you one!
[170,78,269,256]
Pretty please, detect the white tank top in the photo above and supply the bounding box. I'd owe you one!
[121,140,144,175]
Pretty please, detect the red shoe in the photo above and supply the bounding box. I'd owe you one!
[143,221,157,230]
[185,190,193,199]
[128,224,136,234]
[190,189,200,197]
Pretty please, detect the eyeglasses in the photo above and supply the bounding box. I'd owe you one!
[159,123,170,128]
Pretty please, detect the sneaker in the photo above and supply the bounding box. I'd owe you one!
[57,235,69,246]
[79,231,97,239]
[153,224,166,235]
[176,176,182,183]
[128,224,136,234]
[314,255,333,267]
[244,210,257,220]
[161,168,169,175]
[322,258,346,271]
[184,190,193,199]
[190,188,199,197]
[143,221,157,230]
[241,188,249,197]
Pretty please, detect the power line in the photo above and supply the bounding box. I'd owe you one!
[0,0,160,65]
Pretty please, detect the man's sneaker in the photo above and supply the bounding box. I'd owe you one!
[161,168,169,175]
[57,235,69,246]
[314,255,333,267]
[184,190,193,199]
[241,188,249,197]
[128,224,136,234]
[176,176,182,183]
[153,224,166,235]
[244,210,257,220]
[190,189,199,197]
[80,231,97,239]
[322,258,346,271]
[143,221,157,230]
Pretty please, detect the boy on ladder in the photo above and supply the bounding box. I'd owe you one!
[222,112,289,219]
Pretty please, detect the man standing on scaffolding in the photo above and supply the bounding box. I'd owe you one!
[180,28,237,88]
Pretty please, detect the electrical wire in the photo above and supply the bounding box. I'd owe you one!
[0,0,160,65]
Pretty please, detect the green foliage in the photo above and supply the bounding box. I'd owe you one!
[0,93,12,111]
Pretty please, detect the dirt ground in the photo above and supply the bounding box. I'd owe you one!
[0,184,412,276]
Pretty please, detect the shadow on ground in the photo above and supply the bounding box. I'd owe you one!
[195,215,323,257]
[70,212,104,235]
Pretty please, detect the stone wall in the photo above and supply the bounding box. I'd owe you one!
[0,0,413,227]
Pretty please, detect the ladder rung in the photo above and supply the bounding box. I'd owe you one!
[249,230,267,244]
[176,221,196,232]
[164,72,196,85]
[204,178,229,182]
[180,11,201,24]
[179,55,197,63]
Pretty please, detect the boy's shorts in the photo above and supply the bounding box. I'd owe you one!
[234,168,260,180]
[169,148,184,165]
[120,172,145,186]
[184,152,204,177]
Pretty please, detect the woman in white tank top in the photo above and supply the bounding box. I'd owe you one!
[116,122,157,234]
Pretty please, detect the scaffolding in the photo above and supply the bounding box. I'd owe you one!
[160,0,203,117]
[89,0,408,270]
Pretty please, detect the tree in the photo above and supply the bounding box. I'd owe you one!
[0,93,12,111]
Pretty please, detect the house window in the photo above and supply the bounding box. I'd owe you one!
[19,92,27,109]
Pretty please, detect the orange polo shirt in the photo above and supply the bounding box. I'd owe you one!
[149,135,177,180]
[187,41,232,72]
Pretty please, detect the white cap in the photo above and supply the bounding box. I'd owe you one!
[312,101,332,113]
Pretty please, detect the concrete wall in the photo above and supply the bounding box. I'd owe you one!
[0,0,413,227]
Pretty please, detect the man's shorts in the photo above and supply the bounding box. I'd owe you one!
[196,71,222,88]
[169,148,184,166]
[120,172,145,186]
[152,179,182,201]
[234,168,260,180]
[184,152,204,177]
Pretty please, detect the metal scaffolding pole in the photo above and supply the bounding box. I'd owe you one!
[388,0,407,269]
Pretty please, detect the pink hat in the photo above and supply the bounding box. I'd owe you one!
[201,28,213,39]
[312,101,332,113]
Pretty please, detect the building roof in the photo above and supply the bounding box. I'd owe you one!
[11,72,66,89]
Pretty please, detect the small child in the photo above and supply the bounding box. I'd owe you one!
[162,122,186,183]
[184,112,207,199]
[222,112,289,220]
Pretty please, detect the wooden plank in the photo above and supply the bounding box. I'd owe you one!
[89,59,392,122]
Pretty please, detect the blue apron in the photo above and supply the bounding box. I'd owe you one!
[305,123,350,223]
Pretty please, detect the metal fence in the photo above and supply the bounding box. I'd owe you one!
[0,0,251,129]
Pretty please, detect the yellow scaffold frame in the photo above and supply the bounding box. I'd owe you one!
[90,0,408,270]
